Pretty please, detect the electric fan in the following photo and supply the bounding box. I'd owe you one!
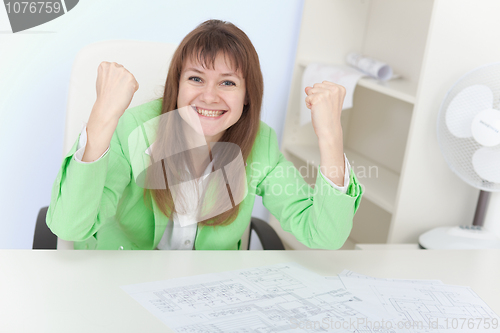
[419,62,500,249]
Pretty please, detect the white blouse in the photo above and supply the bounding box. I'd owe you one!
[74,122,351,250]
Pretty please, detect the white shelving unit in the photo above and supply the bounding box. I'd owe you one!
[269,0,500,249]
[286,144,399,213]
[298,59,417,104]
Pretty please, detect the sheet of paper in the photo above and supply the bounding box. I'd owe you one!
[121,263,389,333]
[337,270,499,332]
[339,269,444,285]
[122,265,498,333]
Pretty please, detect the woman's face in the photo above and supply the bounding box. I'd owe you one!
[177,53,246,142]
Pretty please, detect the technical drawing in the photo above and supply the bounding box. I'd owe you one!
[122,263,385,333]
[338,270,500,333]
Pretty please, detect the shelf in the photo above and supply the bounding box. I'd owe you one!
[357,77,416,104]
[297,59,417,104]
[284,143,399,213]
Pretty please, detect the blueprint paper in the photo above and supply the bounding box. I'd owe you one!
[121,263,390,333]
[337,270,499,332]
[346,53,393,81]
[336,270,445,311]
[121,265,498,333]
[338,269,444,288]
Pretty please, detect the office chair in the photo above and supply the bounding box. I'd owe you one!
[36,40,284,251]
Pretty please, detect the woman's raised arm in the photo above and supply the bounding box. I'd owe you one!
[83,61,139,162]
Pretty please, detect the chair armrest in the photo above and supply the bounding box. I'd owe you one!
[248,217,285,250]
[33,206,57,250]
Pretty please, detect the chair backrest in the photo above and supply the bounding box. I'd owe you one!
[57,40,178,249]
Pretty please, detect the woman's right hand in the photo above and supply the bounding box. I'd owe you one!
[82,62,139,162]
[92,61,139,123]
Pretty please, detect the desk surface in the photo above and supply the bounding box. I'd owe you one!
[1,250,499,332]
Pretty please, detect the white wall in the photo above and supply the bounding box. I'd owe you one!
[0,0,304,248]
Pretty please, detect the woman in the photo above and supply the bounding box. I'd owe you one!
[47,19,363,250]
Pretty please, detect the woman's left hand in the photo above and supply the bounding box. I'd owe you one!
[305,81,346,139]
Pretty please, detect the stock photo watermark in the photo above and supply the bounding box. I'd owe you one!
[3,0,78,33]
[288,317,499,331]
[125,107,373,223]
[287,158,379,181]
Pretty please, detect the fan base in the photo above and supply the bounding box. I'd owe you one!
[419,226,500,249]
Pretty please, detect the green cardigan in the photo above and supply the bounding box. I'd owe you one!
[47,99,363,250]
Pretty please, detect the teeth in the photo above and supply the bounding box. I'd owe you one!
[196,108,225,117]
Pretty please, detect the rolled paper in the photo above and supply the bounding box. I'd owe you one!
[346,52,393,81]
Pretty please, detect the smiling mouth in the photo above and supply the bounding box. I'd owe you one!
[192,106,227,118]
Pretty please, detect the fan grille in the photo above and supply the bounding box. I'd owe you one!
[437,62,500,192]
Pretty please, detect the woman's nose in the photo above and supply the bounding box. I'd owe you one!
[200,85,220,104]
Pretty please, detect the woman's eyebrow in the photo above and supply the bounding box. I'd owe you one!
[185,68,241,79]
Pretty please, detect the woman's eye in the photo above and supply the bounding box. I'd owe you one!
[188,77,235,86]
[189,76,202,83]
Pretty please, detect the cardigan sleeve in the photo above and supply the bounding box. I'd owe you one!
[46,113,135,243]
[255,127,363,250]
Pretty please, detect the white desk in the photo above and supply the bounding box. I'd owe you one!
[1,250,499,332]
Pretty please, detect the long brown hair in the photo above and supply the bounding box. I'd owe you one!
[144,19,263,227]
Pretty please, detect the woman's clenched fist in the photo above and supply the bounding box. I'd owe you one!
[92,61,139,123]
[305,81,345,139]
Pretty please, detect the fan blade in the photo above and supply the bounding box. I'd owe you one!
[471,108,500,147]
[446,84,493,138]
[472,146,500,184]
